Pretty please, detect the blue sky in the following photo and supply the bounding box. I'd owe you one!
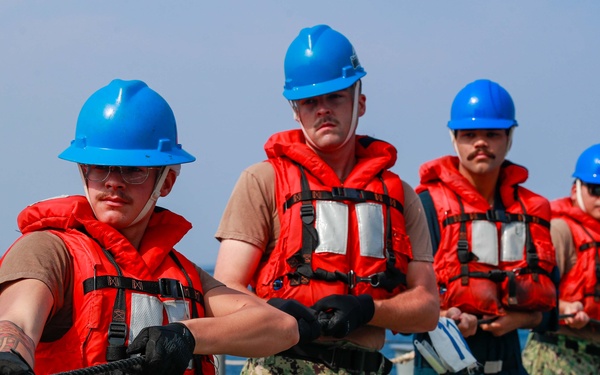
[1,1,599,268]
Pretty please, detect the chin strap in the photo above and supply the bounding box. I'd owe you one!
[129,166,171,226]
[575,179,587,213]
[78,164,96,217]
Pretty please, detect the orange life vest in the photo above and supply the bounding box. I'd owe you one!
[6,195,215,375]
[417,156,556,316]
[252,130,412,306]
[552,197,600,321]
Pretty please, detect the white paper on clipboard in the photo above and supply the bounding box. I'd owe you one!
[426,317,478,373]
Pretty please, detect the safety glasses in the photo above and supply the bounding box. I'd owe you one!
[81,165,160,184]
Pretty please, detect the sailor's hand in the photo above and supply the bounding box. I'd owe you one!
[312,294,375,338]
[127,323,195,375]
[267,298,321,342]
[480,311,541,337]
[561,301,589,329]
[445,307,478,337]
[0,350,34,375]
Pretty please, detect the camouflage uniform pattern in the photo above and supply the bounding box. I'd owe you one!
[240,352,386,375]
[242,356,361,375]
[522,333,600,375]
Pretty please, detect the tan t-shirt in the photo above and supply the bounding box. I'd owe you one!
[552,218,578,278]
[216,161,433,262]
[0,231,223,340]
[551,217,600,343]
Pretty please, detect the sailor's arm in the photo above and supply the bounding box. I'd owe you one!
[185,284,299,357]
[0,278,54,368]
[370,260,439,333]
[368,183,440,333]
[213,239,262,295]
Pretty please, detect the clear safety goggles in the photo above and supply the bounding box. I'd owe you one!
[81,165,160,185]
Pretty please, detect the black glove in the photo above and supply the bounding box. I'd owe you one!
[267,298,321,343]
[0,350,34,375]
[312,294,375,338]
[126,323,195,375]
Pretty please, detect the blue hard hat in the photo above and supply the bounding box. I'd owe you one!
[283,24,366,100]
[573,143,600,184]
[448,79,518,130]
[59,79,195,166]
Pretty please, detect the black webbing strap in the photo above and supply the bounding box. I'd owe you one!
[287,165,320,286]
[168,252,207,372]
[579,241,600,251]
[454,195,473,286]
[450,269,507,283]
[378,174,407,291]
[101,249,128,362]
[515,194,540,276]
[83,276,204,304]
[169,252,205,312]
[279,343,393,375]
[283,188,404,214]
[442,211,550,229]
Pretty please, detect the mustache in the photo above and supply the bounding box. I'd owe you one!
[313,116,340,128]
[96,190,132,203]
[467,149,496,161]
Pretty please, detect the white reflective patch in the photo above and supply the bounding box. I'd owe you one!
[356,203,385,258]
[501,222,526,261]
[164,299,190,322]
[471,220,499,266]
[129,293,164,342]
[315,201,348,254]
[484,360,503,374]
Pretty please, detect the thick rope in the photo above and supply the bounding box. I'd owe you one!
[51,356,145,375]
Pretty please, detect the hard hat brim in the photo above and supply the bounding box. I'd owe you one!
[572,173,600,184]
[283,73,365,101]
[448,118,518,130]
[58,146,196,166]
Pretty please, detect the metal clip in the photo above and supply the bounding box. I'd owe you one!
[347,270,372,289]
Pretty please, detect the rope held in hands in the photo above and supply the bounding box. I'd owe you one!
[51,356,145,375]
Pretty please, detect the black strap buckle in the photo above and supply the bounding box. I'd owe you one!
[332,187,365,202]
[457,240,470,263]
[159,278,183,298]
[107,322,128,346]
[486,209,507,222]
[300,204,315,224]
